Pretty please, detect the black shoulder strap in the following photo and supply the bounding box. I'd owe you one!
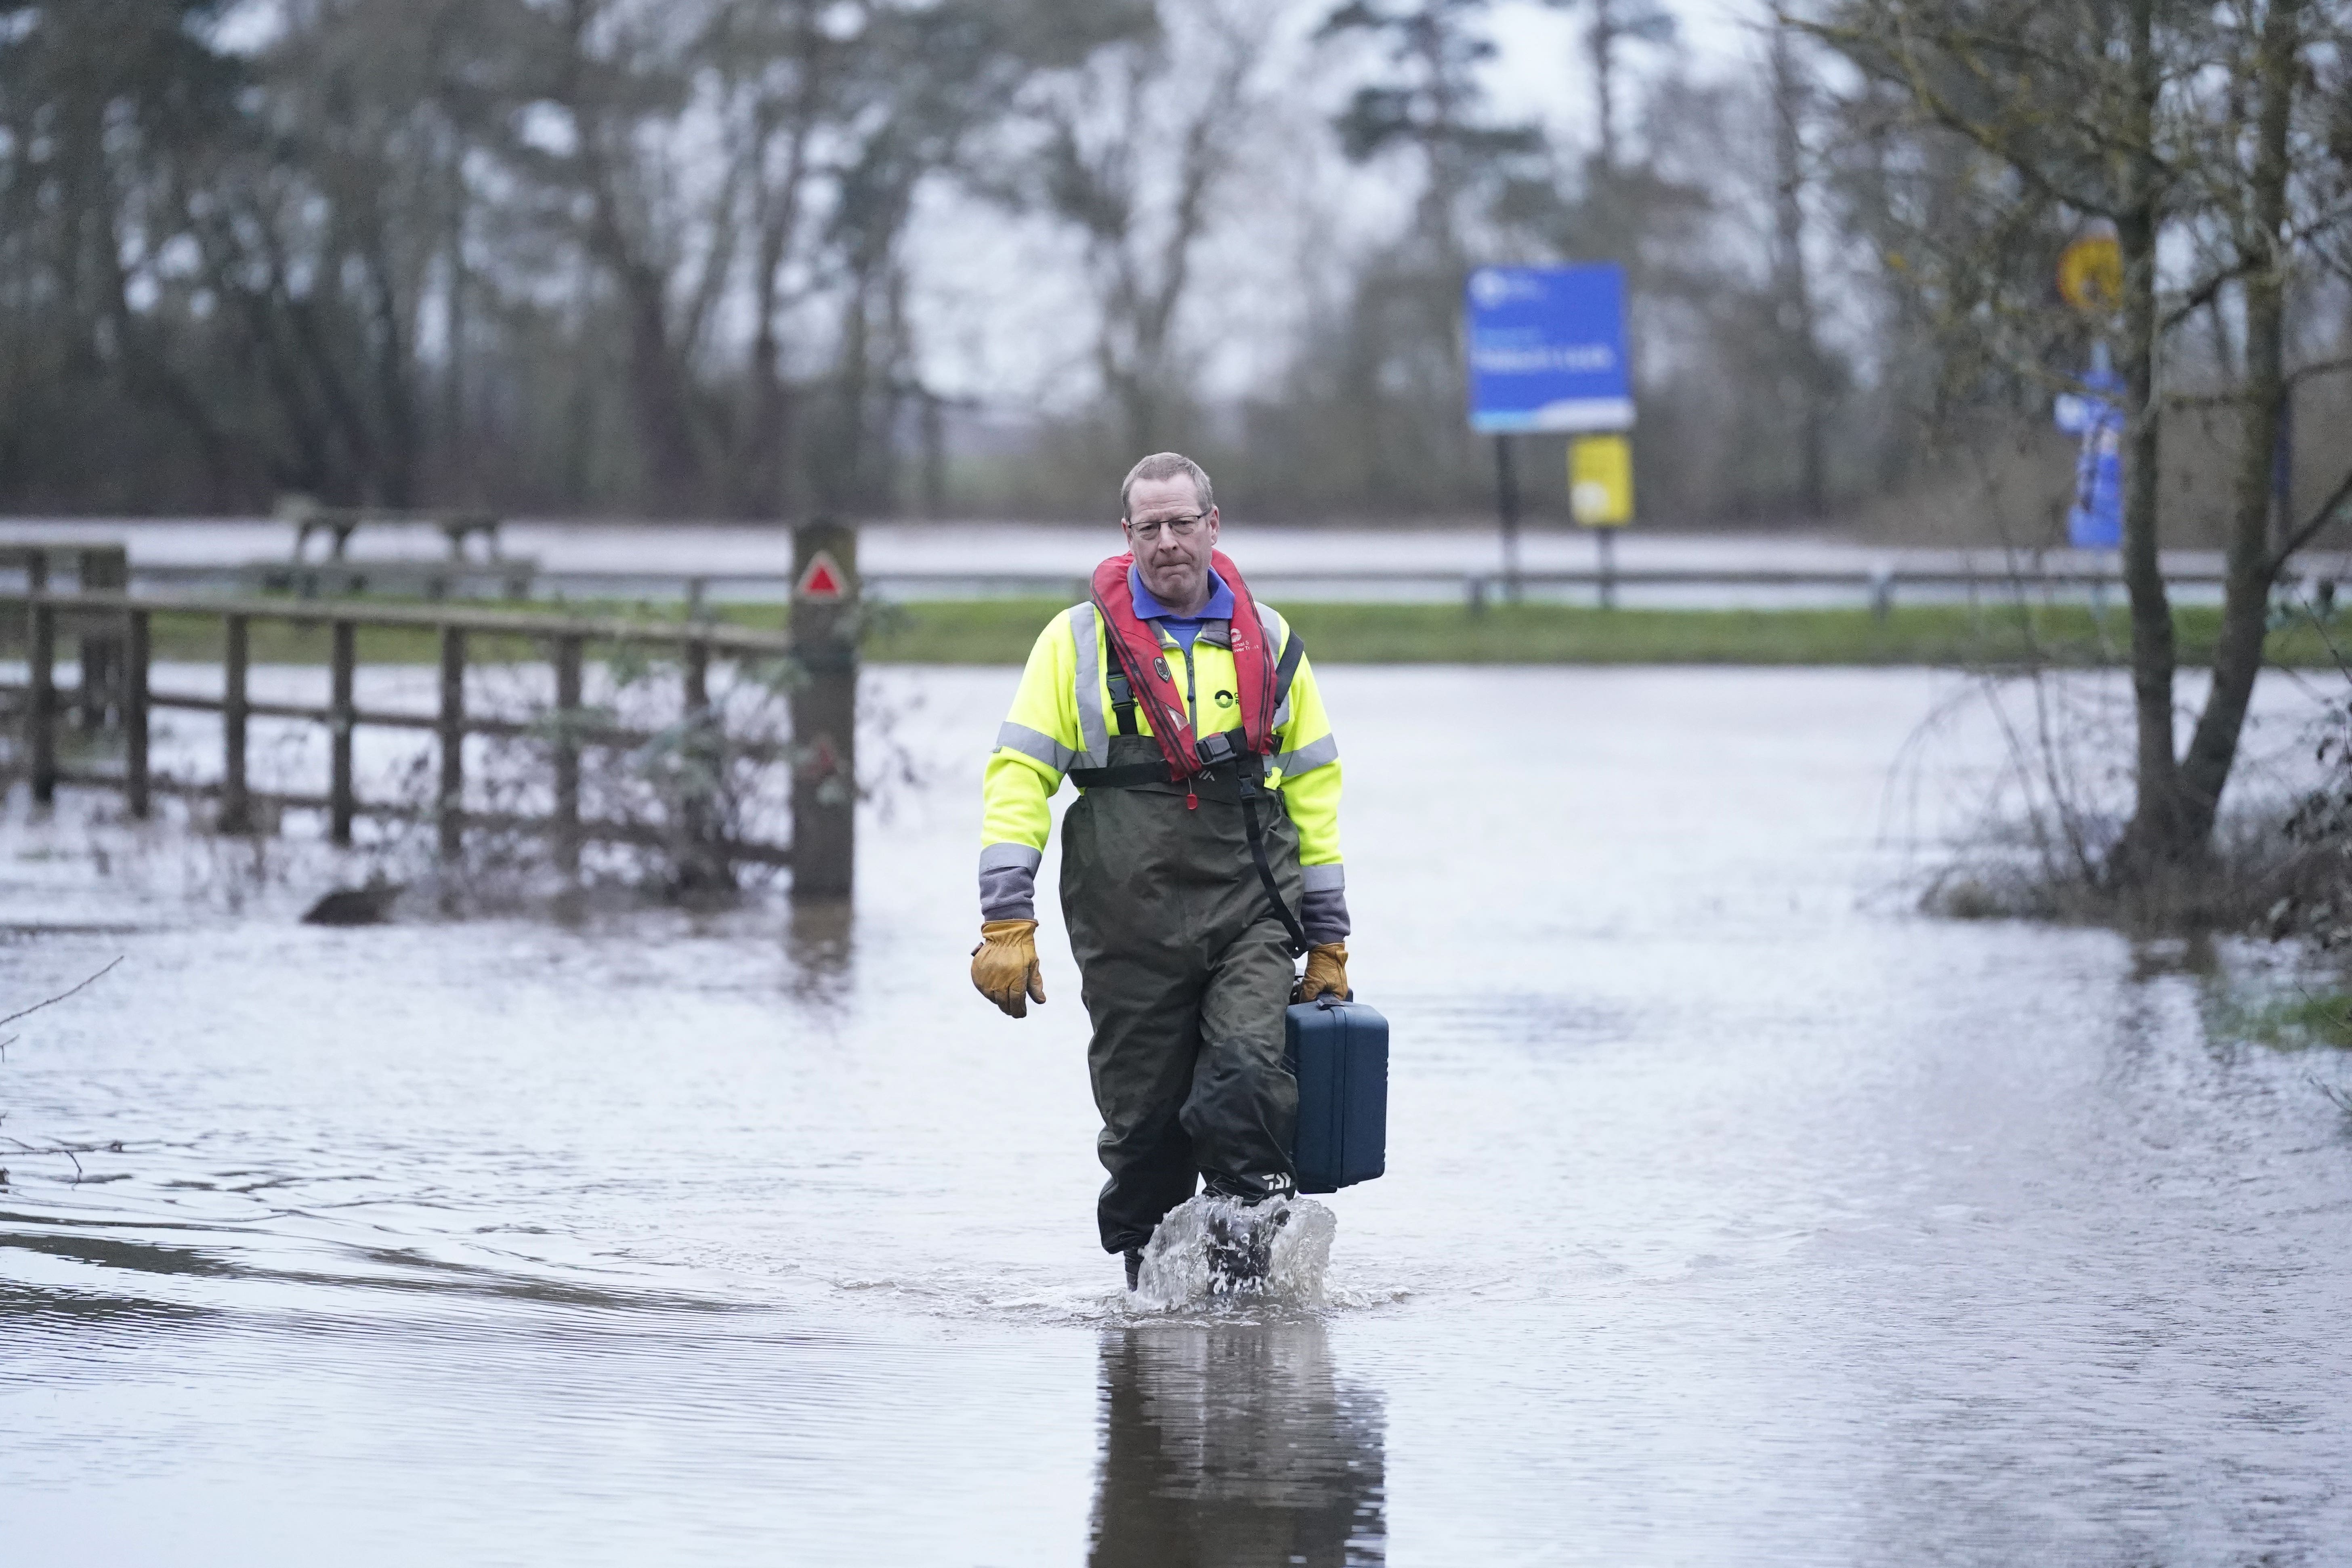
[1274,627,1306,709]
[1106,668,1138,736]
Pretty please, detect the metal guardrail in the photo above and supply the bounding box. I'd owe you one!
[96,557,2352,614]
[15,536,2352,625]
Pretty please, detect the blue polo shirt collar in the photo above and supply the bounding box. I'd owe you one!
[1129,565,1233,622]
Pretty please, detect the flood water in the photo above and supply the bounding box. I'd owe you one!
[5,666,2352,1565]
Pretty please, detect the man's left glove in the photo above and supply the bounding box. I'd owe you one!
[971,919,1047,1018]
[1294,941,1349,1003]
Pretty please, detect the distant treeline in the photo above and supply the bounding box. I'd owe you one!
[2,0,2348,539]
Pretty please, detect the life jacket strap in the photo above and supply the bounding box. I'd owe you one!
[1106,668,1139,737]
[1070,728,1256,790]
[1066,760,1171,789]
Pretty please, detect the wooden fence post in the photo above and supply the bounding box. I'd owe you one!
[126,609,151,819]
[76,546,127,728]
[552,634,583,878]
[789,519,857,901]
[221,613,249,831]
[330,619,356,845]
[438,625,466,860]
[28,597,55,806]
[679,636,724,889]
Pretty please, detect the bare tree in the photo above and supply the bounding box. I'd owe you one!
[1018,0,1274,457]
[1768,19,1830,515]
[1542,0,1677,176]
[1806,0,2352,883]
[1321,0,1538,270]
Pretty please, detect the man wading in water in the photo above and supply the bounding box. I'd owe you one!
[970,452,1352,1291]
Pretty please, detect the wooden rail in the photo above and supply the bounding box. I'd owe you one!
[1,525,859,896]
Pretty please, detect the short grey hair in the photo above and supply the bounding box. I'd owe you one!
[1119,451,1214,519]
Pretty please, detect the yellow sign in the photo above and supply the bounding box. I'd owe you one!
[2058,234,2122,313]
[1569,434,1634,527]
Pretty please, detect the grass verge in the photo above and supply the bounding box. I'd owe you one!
[862,598,2350,667]
[2208,985,2352,1051]
[101,596,2352,666]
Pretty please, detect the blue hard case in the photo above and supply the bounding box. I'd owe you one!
[1283,997,1389,1194]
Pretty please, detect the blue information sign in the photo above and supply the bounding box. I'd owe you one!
[1465,264,1633,434]
[2053,359,2123,550]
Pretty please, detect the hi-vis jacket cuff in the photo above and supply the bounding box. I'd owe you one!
[979,842,1043,923]
[1300,861,1350,946]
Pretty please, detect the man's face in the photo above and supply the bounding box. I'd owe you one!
[1124,474,1220,614]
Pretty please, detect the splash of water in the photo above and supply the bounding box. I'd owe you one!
[1132,1194,1336,1310]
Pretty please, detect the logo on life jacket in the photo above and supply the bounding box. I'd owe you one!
[1214,690,1235,709]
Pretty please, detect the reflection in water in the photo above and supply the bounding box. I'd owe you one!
[1090,1324,1385,1568]
[2127,932,2219,982]
[784,896,855,1003]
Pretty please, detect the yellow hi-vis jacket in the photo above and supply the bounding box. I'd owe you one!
[978,599,1347,943]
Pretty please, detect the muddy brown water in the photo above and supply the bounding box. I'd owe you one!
[4,667,2351,1565]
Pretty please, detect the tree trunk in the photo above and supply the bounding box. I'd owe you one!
[363,241,418,508]
[2111,0,2187,881]
[440,150,468,499]
[2175,0,2303,842]
[741,195,793,520]
[1589,0,1618,173]
[743,290,794,520]
[1770,23,1825,516]
[611,245,704,510]
[563,0,704,512]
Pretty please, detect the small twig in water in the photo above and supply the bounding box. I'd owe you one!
[0,1136,127,1182]
[0,955,124,1032]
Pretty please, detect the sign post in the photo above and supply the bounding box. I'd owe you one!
[1569,432,1634,607]
[1492,432,1520,599]
[1466,263,1634,605]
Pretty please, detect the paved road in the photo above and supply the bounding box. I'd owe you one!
[3,515,2331,607]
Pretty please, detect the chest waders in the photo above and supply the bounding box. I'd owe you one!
[1061,630,1313,1256]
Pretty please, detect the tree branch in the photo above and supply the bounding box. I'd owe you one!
[2167,356,2352,410]
[0,956,123,1032]
[2291,355,2352,388]
[2270,463,2352,575]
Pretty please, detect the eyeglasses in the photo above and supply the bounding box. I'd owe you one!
[1127,514,1210,544]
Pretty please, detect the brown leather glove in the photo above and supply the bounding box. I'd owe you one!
[1294,941,1349,1003]
[971,918,1046,1018]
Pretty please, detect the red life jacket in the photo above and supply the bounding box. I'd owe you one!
[1090,550,1279,781]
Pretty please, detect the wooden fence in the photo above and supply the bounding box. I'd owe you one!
[0,523,860,898]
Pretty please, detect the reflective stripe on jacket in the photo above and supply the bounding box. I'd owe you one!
[978,598,1345,941]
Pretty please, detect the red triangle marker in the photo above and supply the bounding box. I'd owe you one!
[796,550,848,601]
